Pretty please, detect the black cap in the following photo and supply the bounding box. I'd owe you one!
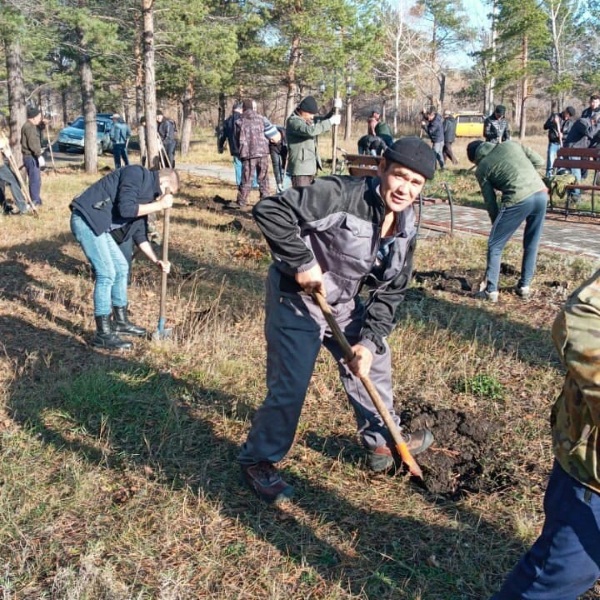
[494,104,506,116]
[157,110,163,116]
[467,140,484,163]
[27,106,41,119]
[297,96,319,114]
[383,136,436,180]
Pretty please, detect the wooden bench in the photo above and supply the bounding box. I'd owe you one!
[552,147,600,217]
[341,152,455,235]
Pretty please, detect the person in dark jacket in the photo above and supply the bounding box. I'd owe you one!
[422,106,444,169]
[156,110,177,168]
[442,110,458,165]
[268,125,288,193]
[357,134,387,156]
[543,106,576,178]
[238,137,436,504]
[109,113,131,169]
[69,166,179,349]
[581,93,600,120]
[218,102,244,185]
[484,104,511,143]
[20,106,44,206]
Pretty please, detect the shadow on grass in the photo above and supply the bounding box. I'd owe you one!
[2,310,528,599]
[400,287,558,368]
[0,230,564,597]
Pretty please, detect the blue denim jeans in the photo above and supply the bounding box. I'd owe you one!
[545,142,560,179]
[232,156,258,188]
[112,143,129,169]
[23,155,41,205]
[432,141,445,169]
[485,190,548,293]
[70,212,129,316]
[491,461,600,599]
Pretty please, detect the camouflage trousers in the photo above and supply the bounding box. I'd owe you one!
[237,156,270,206]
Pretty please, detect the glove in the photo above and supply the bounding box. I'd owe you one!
[330,114,341,126]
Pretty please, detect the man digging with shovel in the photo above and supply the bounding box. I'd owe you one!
[238,137,436,504]
[70,165,179,350]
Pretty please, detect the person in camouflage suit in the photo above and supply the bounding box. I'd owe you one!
[491,272,600,599]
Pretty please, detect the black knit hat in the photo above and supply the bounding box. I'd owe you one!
[27,106,41,119]
[494,104,506,116]
[467,140,484,163]
[297,96,319,114]
[383,136,436,180]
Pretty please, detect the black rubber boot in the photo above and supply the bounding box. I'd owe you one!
[92,315,133,350]
[112,306,147,337]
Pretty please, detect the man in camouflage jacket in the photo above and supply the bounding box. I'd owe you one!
[491,272,600,599]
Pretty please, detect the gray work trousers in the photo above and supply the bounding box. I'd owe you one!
[238,266,401,466]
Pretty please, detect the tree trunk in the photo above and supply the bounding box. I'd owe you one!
[486,0,498,114]
[79,52,98,174]
[344,94,352,141]
[61,89,69,127]
[218,92,226,134]
[181,71,194,156]
[4,37,26,167]
[439,72,446,108]
[518,35,528,140]
[285,34,301,120]
[133,16,146,165]
[142,0,159,169]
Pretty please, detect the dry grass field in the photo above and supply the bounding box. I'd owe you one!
[0,129,598,599]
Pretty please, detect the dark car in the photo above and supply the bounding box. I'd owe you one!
[57,113,114,153]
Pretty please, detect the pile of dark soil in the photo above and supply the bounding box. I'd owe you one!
[401,403,523,498]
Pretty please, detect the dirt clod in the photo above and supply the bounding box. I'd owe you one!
[402,403,498,497]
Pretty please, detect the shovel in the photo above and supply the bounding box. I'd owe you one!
[152,198,172,340]
[312,291,423,479]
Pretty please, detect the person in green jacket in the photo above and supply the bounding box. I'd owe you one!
[285,96,341,188]
[467,140,548,302]
[490,270,600,599]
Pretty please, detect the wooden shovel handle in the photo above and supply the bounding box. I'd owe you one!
[312,291,423,479]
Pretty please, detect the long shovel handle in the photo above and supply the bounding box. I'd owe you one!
[312,291,423,479]
[157,200,171,333]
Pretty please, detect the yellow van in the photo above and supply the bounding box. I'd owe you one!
[455,111,484,138]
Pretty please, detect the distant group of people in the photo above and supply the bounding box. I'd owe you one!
[218,95,342,208]
[542,93,600,203]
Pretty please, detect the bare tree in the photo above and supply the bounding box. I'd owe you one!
[142,0,159,169]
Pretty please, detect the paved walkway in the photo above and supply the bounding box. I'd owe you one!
[180,164,600,260]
